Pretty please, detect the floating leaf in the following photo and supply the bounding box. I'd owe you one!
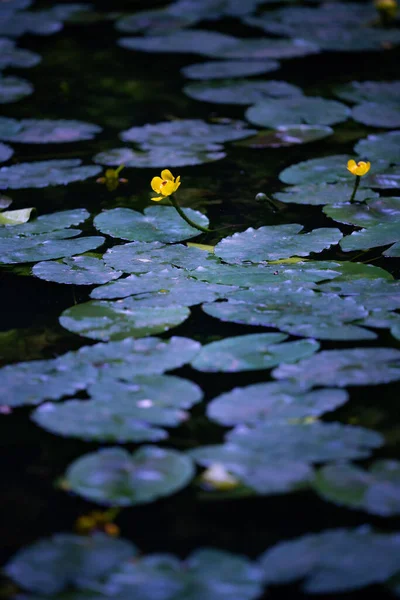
[317,278,400,311]
[191,333,320,372]
[93,145,225,168]
[0,37,40,69]
[334,81,400,105]
[60,300,190,341]
[324,196,400,227]
[274,183,377,206]
[259,527,400,593]
[314,460,400,516]
[355,130,400,164]
[0,142,14,163]
[32,256,122,285]
[0,118,101,143]
[369,165,400,190]
[352,102,400,129]
[246,97,350,128]
[0,8,62,37]
[181,59,279,80]
[118,30,239,56]
[340,222,400,254]
[272,347,400,388]
[215,224,343,263]
[4,533,137,595]
[0,208,90,235]
[32,374,202,442]
[64,446,195,506]
[0,75,33,103]
[0,159,101,189]
[207,382,347,425]
[0,234,105,264]
[184,79,302,105]
[237,125,333,149]
[115,9,197,34]
[212,37,320,60]
[94,207,209,243]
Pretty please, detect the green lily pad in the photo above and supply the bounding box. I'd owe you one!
[167,0,266,19]
[314,460,400,516]
[32,257,122,285]
[115,9,197,34]
[60,300,190,341]
[207,382,347,425]
[352,102,400,129]
[0,75,33,103]
[183,79,302,105]
[340,222,400,253]
[103,241,214,274]
[246,97,350,128]
[317,278,400,311]
[0,118,101,143]
[94,207,209,243]
[0,37,40,69]
[212,37,320,60]
[334,81,400,105]
[355,130,400,164]
[101,548,263,600]
[274,183,377,206]
[203,287,373,341]
[118,30,239,56]
[259,527,400,593]
[237,125,333,149]
[0,159,101,189]
[119,119,255,147]
[369,165,400,189]
[0,234,105,264]
[0,8,62,37]
[191,333,320,372]
[324,196,400,227]
[279,154,388,185]
[181,59,279,80]
[0,208,90,235]
[273,347,400,389]
[93,145,226,168]
[64,446,195,506]
[32,374,202,442]
[4,533,137,595]
[0,142,13,163]
[215,224,343,263]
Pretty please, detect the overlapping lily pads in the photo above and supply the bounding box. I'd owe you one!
[181,59,280,80]
[32,256,122,285]
[0,75,33,103]
[94,145,226,168]
[246,97,350,128]
[0,7,63,37]
[0,118,101,143]
[324,196,400,227]
[32,374,203,442]
[314,460,400,516]
[214,224,343,263]
[260,527,400,593]
[64,446,195,505]
[273,347,400,388]
[274,183,378,206]
[94,207,209,243]
[0,37,41,69]
[184,79,303,105]
[0,159,101,189]
[340,222,400,256]
[118,30,239,56]
[191,334,319,372]
[355,130,400,164]
[237,125,333,149]
[334,81,400,105]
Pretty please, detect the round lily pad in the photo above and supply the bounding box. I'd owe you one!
[32,374,202,442]
[4,533,137,595]
[183,79,302,105]
[93,145,225,168]
[181,59,279,80]
[0,159,101,189]
[274,183,377,206]
[0,37,41,69]
[0,75,33,103]
[334,80,400,105]
[0,142,13,163]
[94,207,209,243]
[59,299,190,341]
[0,208,90,236]
[352,102,400,129]
[115,9,197,34]
[207,382,347,425]
[215,224,343,263]
[118,30,238,56]
[259,527,400,593]
[191,333,320,372]
[212,37,320,60]
[314,460,400,516]
[324,196,400,227]
[0,234,105,265]
[340,222,400,253]
[237,125,333,149]
[0,118,101,143]
[246,97,350,128]
[355,130,400,164]
[64,446,195,506]
[32,256,122,285]
[273,347,400,389]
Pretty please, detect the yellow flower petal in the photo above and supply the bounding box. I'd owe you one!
[347,159,357,174]
[151,195,164,201]
[161,180,175,196]
[151,176,163,193]
[347,159,371,176]
[161,169,174,181]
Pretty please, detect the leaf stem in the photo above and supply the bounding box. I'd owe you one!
[349,175,361,203]
[169,195,213,233]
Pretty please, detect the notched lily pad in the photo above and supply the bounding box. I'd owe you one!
[181,59,280,80]
[64,446,195,505]
[94,206,209,243]
[314,460,400,516]
[0,159,101,189]
[184,79,302,105]
[246,97,350,128]
[32,256,122,285]
[0,75,33,103]
[0,118,101,143]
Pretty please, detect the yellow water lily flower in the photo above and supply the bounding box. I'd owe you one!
[151,169,181,201]
[96,164,127,192]
[200,463,240,491]
[347,159,371,177]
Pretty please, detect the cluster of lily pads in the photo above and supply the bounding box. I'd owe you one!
[1,0,400,598]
